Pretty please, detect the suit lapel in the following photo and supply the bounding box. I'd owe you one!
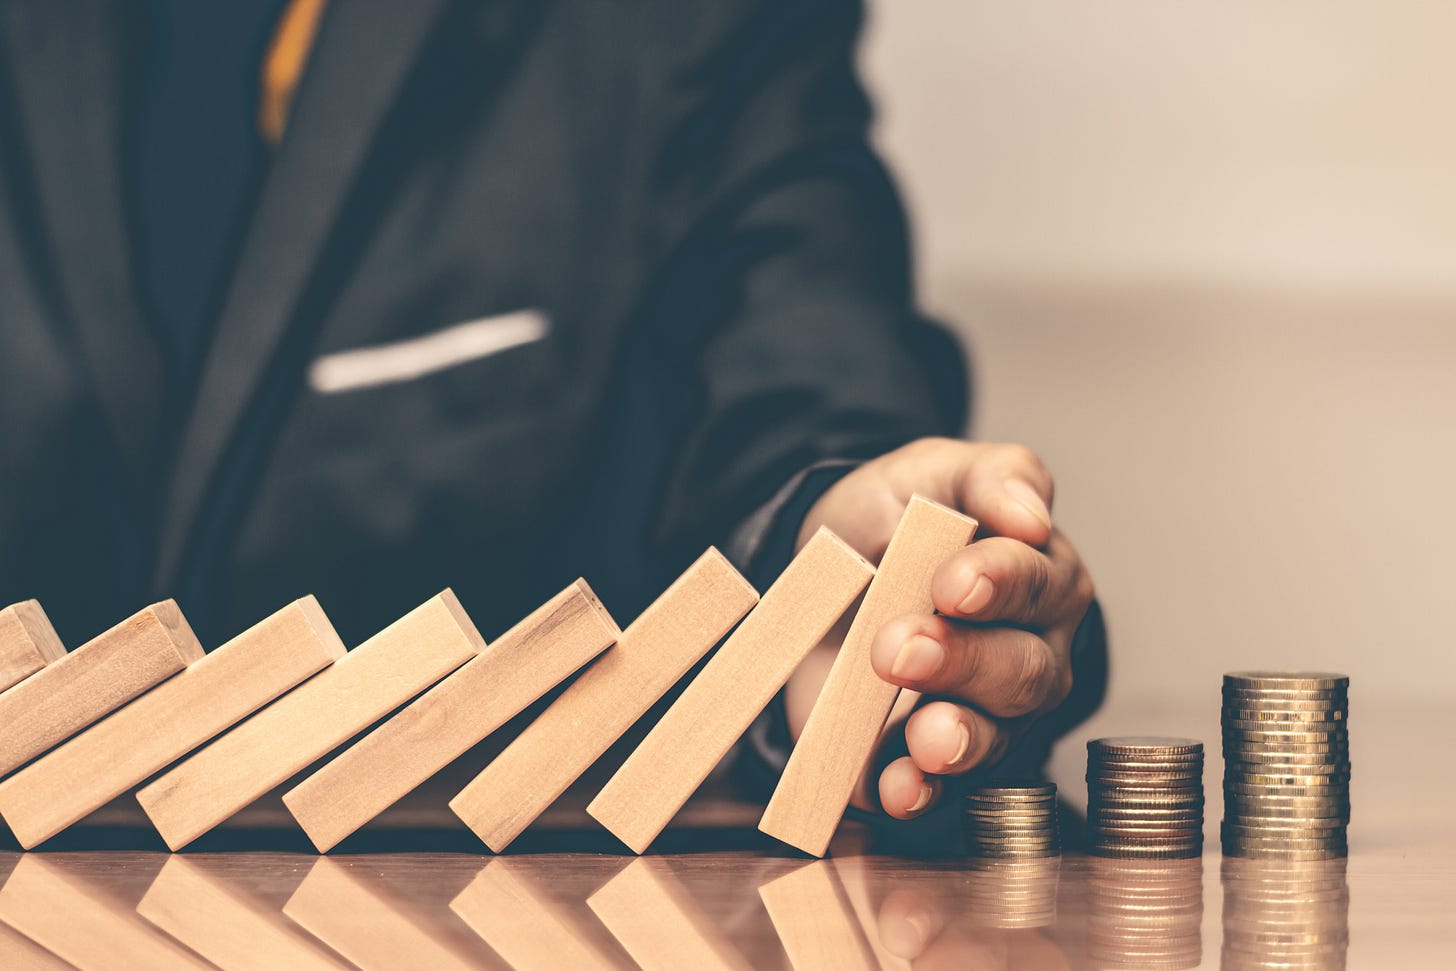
[0,0,162,487]
[154,0,451,589]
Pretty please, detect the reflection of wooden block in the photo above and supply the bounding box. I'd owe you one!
[0,601,202,777]
[588,858,754,971]
[758,861,878,971]
[137,591,482,849]
[284,858,497,971]
[0,921,74,971]
[451,859,620,971]
[0,854,210,970]
[589,529,872,853]
[0,600,66,693]
[760,495,976,857]
[138,856,352,971]
[0,597,343,848]
[450,549,758,851]
[284,581,618,852]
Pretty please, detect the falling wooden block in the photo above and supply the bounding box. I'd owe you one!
[283,580,618,852]
[0,600,66,693]
[759,495,976,857]
[284,857,498,971]
[138,856,353,971]
[758,861,879,971]
[449,549,758,851]
[0,601,202,778]
[450,859,622,971]
[136,590,481,850]
[0,597,344,848]
[588,528,872,853]
[0,854,211,970]
[587,858,755,971]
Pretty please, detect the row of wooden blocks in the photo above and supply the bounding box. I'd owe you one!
[0,496,976,857]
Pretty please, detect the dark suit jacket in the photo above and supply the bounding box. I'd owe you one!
[0,0,965,650]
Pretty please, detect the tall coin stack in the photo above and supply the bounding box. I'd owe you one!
[1221,672,1350,860]
[1086,737,1205,859]
[963,783,1061,858]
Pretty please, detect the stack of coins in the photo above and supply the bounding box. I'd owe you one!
[1086,737,1205,859]
[964,857,1061,929]
[962,783,1060,858]
[1221,856,1350,970]
[1086,857,1204,971]
[1221,672,1350,860]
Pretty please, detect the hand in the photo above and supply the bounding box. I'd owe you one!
[785,437,1094,818]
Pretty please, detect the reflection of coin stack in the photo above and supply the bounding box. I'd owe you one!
[1221,672,1350,860]
[964,857,1061,929]
[1221,856,1350,971]
[963,783,1061,858]
[1086,857,1204,971]
[1086,737,1205,859]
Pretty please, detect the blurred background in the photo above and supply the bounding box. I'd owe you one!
[862,1,1456,718]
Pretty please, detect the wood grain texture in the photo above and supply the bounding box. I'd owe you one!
[758,861,879,971]
[284,857,497,971]
[138,856,353,971]
[0,597,344,848]
[0,600,203,778]
[450,859,620,971]
[759,495,977,856]
[0,854,211,970]
[449,548,758,851]
[588,528,872,853]
[587,858,755,971]
[283,580,618,851]
[0,600,66,693]
[136,590,482,850]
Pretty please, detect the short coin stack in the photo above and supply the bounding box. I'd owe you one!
[1086,737,1205,859]
[962,783,1061,858]
[1221,671,1350,860]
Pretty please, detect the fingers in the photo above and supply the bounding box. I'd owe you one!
[877,756,943,819]
[931,532,1091,627]
[950,443,1054,547]
[871,614,1070,718]
[904,700,1009,775]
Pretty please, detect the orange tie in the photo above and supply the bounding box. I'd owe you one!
[258,0,328,145]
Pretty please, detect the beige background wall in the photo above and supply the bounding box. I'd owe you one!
[860,1,1456,708]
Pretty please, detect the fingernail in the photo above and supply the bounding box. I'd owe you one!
[948,721,972,769]
[907,783,934,814]
[1005,478,1051,529]
[889,635,943,681]
[958,573,995,615]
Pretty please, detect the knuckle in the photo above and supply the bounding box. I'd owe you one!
[1006,642,1054,715]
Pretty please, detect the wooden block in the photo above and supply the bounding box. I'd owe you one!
[283,580,618,851]
[138,856,352,971]
[449,549,758,851]
[0,597,344,848]
[450,859,620,971]
[588,528,872,852]
[0,600,65,693]
[758,861,879,971]
[759,495,976,857]
[136,590,481,850]
[587,858,754,971]
[0,601,202,777]
[284,857,498,971]
[0,854,211,970]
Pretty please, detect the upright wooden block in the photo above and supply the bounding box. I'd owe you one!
[0,600,65,693]
[587,858,755,971]
[759,495,976,857]
[450,859,621,971]
[138,856,353,971]
[136,590,481,850]
[758,861,879,971]
[0,601,202,777]
[0,855,211,970]
[449,549,758,851]
[588,528,872,853]
[0,597,344,848]
[283,580,618,851]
